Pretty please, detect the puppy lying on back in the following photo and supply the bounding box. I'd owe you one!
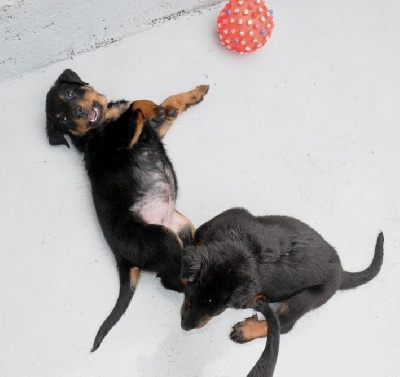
[46,69,208,351]
[180,208,384,344]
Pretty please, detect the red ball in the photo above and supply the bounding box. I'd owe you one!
[216,0,274,54]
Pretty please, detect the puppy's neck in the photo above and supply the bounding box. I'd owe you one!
[104,100,133,123]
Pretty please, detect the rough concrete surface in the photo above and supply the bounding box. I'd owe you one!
[0,0,223,84]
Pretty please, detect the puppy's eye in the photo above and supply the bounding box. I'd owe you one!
[60,116,68,125]
[66,90,74,99]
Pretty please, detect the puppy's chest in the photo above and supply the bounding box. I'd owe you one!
[130,151,177,226]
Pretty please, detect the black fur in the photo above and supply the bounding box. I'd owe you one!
[46,69,208,351]
[180,208,383,375]
[181,207,383,335]
[248,300,280,377]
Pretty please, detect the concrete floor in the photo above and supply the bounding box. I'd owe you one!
[1,1,399,376]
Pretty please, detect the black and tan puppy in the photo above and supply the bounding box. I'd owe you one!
[180,208,384,344]
[46,69,208,351]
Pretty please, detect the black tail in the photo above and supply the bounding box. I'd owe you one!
[340,232,384,290]
[91,265,140,352]
[247,301,280,377]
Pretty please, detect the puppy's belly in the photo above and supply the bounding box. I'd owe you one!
[134,199,183,234]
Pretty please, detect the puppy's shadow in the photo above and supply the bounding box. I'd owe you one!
[137,301,259,377]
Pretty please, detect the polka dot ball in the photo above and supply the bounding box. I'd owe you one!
[217,0,274,54]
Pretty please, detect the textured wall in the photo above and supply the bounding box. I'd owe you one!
[0,0,222,84]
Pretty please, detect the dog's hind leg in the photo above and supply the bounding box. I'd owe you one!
[277,276,341,334]
[91,264,141,352]
[171,211,195,247]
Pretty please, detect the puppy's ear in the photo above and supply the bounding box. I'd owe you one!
[56,69,88,86]
[181,246,207,283]
[46,116,70,148]
[227,278,261,309]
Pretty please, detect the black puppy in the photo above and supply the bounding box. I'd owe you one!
[46,69,208,351]
[180,208,383,344]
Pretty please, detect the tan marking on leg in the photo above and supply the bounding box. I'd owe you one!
[277,300,289,316]
[243,294,268,309]
[131,100,160,119]
[157,85,209,138]
[129,267,141,289]
[231,316,268,343]
[128,110,146,148]
[171,211,195,239]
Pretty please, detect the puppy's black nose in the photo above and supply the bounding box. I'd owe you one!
[181,320,192,331]
[74,105,84,117]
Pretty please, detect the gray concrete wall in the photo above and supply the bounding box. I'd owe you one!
[0,0,222,84]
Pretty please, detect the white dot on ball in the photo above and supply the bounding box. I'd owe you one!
[247,20,253,25]
[241,41,246,45]
[267,23,271,28]
[261,16,265,22]
[245,47,251,51]
[244,9,249,15]
[238,19,243,24]
[249,31,254,36]
[230,18,235,23]
[239,31,244,36]
[253,39,258,43]
[234,8,239,13]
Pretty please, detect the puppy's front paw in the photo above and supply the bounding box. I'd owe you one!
[192,85,209,105]
[146,106,168,128]
[164,105,178,119]
[230,315,267,344]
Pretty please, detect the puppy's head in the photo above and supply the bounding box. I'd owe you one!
[180,242,261,331]
[45,69,108,148]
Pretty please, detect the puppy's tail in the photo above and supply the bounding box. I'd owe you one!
[340,232,384,290]
[91,265,140,352]
[247,301,280,377]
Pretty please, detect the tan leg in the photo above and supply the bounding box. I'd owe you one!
[230,315,268,344]
[157,85,209,138]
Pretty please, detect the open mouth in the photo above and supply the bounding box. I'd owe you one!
[88,107,100,123]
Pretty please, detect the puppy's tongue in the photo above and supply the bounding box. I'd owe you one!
[88,108,98,122]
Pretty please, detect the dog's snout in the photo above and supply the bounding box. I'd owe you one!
[181,320,191,331]
[181,300,192,331]
[74,105,84,117]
